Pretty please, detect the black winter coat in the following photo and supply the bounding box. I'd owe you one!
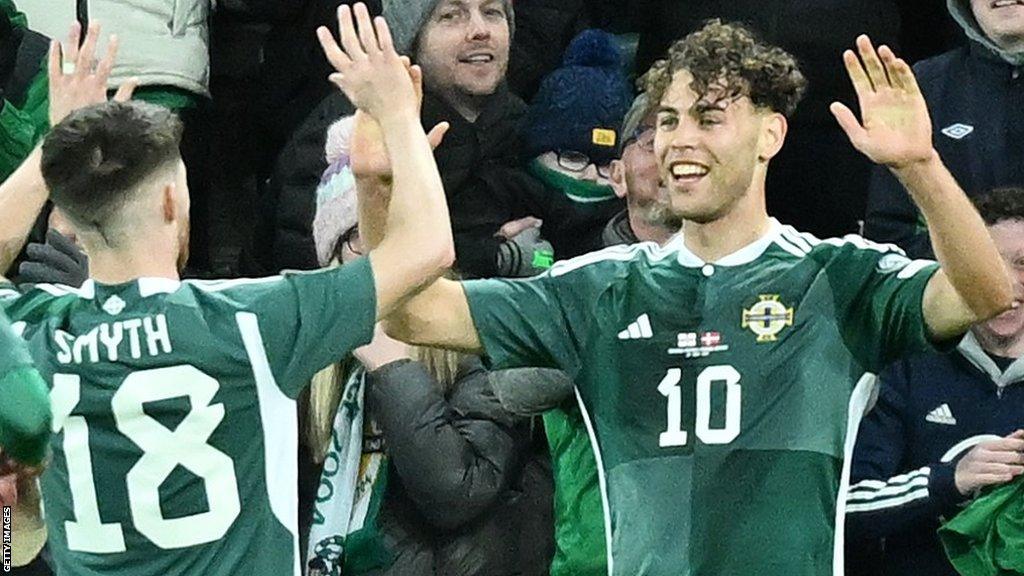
[864,42,1024,258]
[354,358,554,576]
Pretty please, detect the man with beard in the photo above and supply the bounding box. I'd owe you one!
[356,20,1015,575]
[0,8,455,574]
[258,0,537,278]
[848,187,1024,576]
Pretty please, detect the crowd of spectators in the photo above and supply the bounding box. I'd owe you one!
[2,0,1022,575]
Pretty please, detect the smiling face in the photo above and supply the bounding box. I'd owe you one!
[653,70,785,224]
[971,0,1024,52]
[415,0,510,105]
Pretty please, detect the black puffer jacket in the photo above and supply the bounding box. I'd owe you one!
[350,358,555,576]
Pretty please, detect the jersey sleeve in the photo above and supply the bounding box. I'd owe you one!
[220,257,377,398]
[463,263,607,378]
[0,310,51,465]
[826,241,941,371]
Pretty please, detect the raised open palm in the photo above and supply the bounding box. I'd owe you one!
[831,36,934,169]
[48,22,137,126]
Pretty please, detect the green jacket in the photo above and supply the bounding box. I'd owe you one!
[940,478,1024,576]
[544,407,607,576]
[0,0,48,181]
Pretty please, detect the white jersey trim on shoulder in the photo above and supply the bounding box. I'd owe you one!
[549,241,672,278]
[34,281,95,300]
[187,276,285,292]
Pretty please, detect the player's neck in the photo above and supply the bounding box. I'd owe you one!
[88,248,181,285]
[682,196,771,263]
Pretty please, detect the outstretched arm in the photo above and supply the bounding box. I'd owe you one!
[0,22,136,278]
[831,36,1014,341]
[317,4,454,319]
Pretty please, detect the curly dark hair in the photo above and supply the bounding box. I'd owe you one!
[973,187,1024,226]
[641,19,807,117]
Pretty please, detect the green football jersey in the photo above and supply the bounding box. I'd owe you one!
[0,258,376,576]
[464,220,941,576]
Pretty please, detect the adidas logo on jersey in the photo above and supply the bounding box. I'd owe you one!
[618,314,653,340]
[925,403,957,426]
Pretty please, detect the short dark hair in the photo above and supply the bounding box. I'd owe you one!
[973,187,1024,226]
[641,19,807,118]
[41,101,183,237]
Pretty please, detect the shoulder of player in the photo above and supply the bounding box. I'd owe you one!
[773,225,906,259]
[547,241,674,280]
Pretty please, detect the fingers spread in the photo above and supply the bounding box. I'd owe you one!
[317,26,352,71]
[94,34,119,81]
[113,77,139,102]
[354,3,380,56]
[829,102,865,146]
[77,22,101,78]
[65,21,82,64]
[48,40,62,87]
[842,50,872,97]
[337,4,365,61]
[374,16,395,54]
[856,35,885,92]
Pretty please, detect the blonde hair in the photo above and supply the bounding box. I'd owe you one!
[306,338,468,463]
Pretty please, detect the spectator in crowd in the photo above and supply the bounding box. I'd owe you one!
[304,116,554,575]
[604,93,679,247]
[518,29,629,260]
[253,0,536,277]
[491,92,679,576]
[0,0,48,181]
[846,187,1024,576]
[864,0,1024,258]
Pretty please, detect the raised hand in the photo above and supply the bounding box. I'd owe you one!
[350,58,448,179]
[830,36,934,170]
[317,3,418,122]
[48,22,138,126]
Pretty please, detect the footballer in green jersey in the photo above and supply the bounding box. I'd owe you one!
[0,8,455,575]
[361,20,1016,576]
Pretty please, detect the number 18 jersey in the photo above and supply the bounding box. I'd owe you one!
[464,220,942,576]
[0,259,376,576]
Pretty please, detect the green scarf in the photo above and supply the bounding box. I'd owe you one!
[528,159,617,204]
[940,477,1024,576]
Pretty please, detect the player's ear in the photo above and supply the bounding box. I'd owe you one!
[609,159,628,199]
[757,112,787,162]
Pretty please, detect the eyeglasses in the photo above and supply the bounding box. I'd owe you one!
[556,150,612,179]
[627,128,656,152]
[338,225,363,257]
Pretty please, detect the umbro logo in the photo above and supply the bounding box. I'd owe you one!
[940,123,974,140]
[926,403,957,426]
[618,314,653,340]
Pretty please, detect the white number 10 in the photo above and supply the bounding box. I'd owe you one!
[658,365,742,447]
[51,366,241,553]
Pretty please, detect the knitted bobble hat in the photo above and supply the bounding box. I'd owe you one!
[313,115,359,267]
[522,29,634,167]
[383,0,516,56]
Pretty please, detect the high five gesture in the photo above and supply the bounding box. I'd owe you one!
[315,3,454,318]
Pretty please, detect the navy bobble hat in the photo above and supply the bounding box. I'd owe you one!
[523,29,634,167]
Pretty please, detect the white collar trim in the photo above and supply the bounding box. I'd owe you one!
[674,218,782,268]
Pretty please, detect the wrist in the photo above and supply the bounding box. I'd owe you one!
[376,108,421,132]
[890,149,941,182]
